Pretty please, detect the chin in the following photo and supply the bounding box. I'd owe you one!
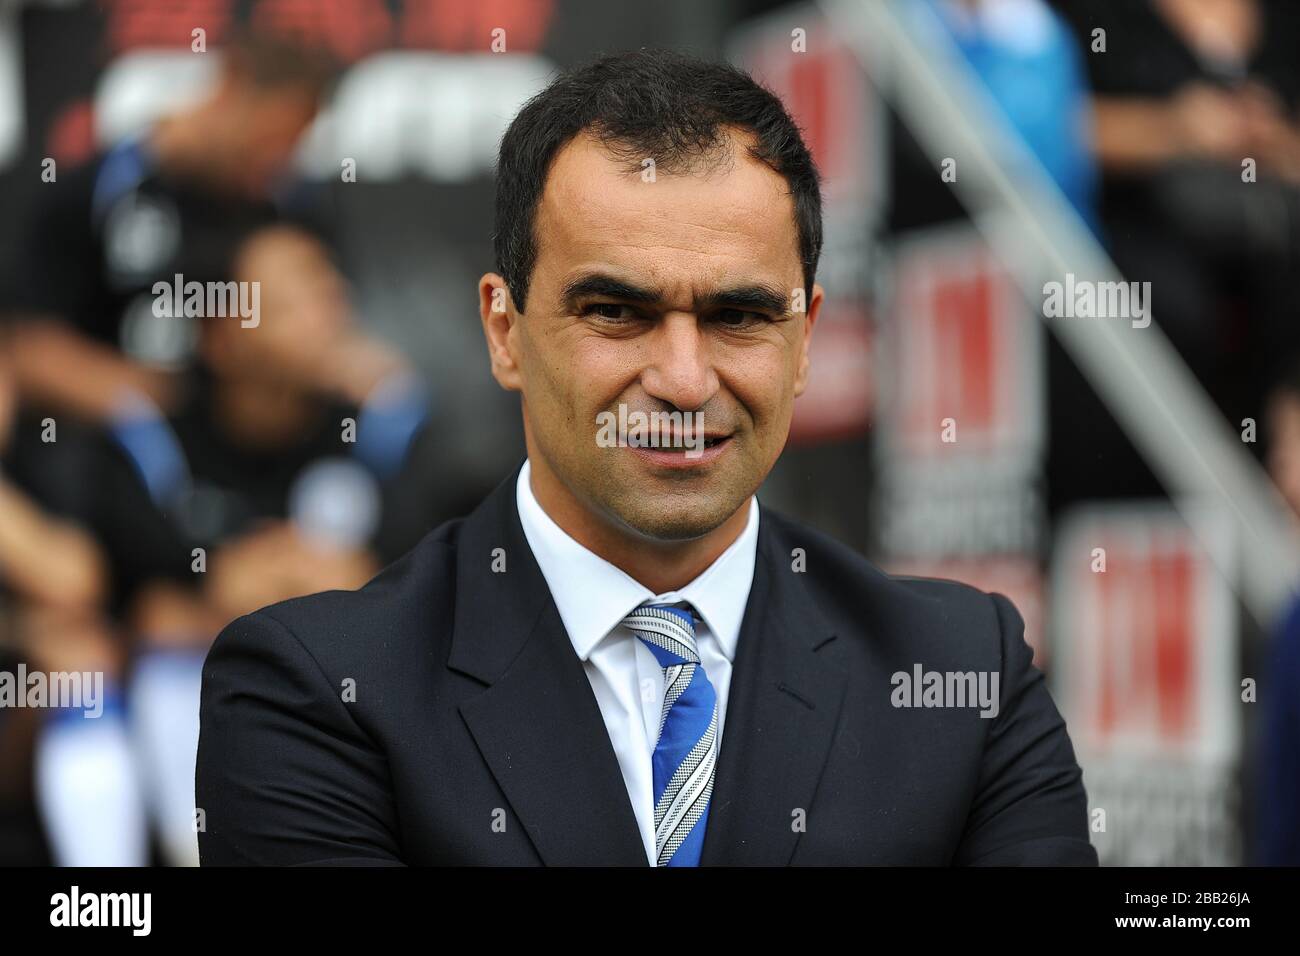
[612,496,740,543]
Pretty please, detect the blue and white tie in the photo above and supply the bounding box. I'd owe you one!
[622,602,718,867]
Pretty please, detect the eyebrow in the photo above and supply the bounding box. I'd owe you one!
[560,272,790,315]
[560,274,660,309]
[697,284,790,315]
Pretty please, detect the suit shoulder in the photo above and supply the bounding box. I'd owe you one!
[236,517,465,666]
[763,506,997,606]
[760,506,1009,654]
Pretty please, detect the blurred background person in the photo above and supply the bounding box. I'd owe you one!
[83,223,436,866]
[935,0,1099,228]
[0,21,342,867]
[0,324,146,866]
[5,28,336,504]
[1054,0,1300,444]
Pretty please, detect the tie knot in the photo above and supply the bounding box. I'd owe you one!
[623,601,700,665]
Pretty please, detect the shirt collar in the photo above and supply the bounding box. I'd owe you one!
[515,458,759,663]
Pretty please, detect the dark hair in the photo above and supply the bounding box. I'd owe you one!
[493,49,823,313]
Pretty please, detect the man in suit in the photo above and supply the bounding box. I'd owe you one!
[196,49,1097,866]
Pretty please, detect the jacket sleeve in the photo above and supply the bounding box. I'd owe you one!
[952,592,1098,866]
[196,609,405,866]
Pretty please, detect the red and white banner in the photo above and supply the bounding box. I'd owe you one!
[883,223,1042,462]
[730,3,883,443]
[1051,502,1240,864]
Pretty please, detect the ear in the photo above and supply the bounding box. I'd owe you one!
[793,282,824,398]
[479,273,524,392]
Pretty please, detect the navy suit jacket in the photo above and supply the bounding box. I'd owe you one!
[196,460,1097,865]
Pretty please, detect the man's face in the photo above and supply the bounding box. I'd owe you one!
[481,128,822,541]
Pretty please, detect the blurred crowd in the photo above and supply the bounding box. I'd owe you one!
[2,0,1300,865]
[0,32,448,864]
[1049,0,1300,865]
[906,0,1300,864]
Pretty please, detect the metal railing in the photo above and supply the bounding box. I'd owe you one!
[820,0,1300,629]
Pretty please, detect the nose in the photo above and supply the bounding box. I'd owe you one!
[640,313,719,412]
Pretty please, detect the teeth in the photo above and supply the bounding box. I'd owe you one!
[627,436,725,449]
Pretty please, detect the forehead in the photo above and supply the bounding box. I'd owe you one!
[239,231,324,275]
[533,129,801,295]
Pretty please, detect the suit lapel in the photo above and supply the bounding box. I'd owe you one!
[699,508,848,865]
[448,462,647,866]
[446,466,846,866]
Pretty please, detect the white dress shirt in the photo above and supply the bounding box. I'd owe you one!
[514,458,759,866]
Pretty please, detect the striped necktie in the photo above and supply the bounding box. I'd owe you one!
[621,601,718,866]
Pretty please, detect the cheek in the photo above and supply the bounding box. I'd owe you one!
[569,337,642,403]
[519,328,598,431]
[720,344,796,426]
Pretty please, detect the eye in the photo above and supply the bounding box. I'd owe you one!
[583,303,638,322]
[715,308,766,328]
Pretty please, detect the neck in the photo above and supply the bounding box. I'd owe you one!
[212,377,316,449]
[526,452,751,595]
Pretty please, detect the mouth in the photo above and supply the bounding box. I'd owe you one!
[625,432,734,468]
